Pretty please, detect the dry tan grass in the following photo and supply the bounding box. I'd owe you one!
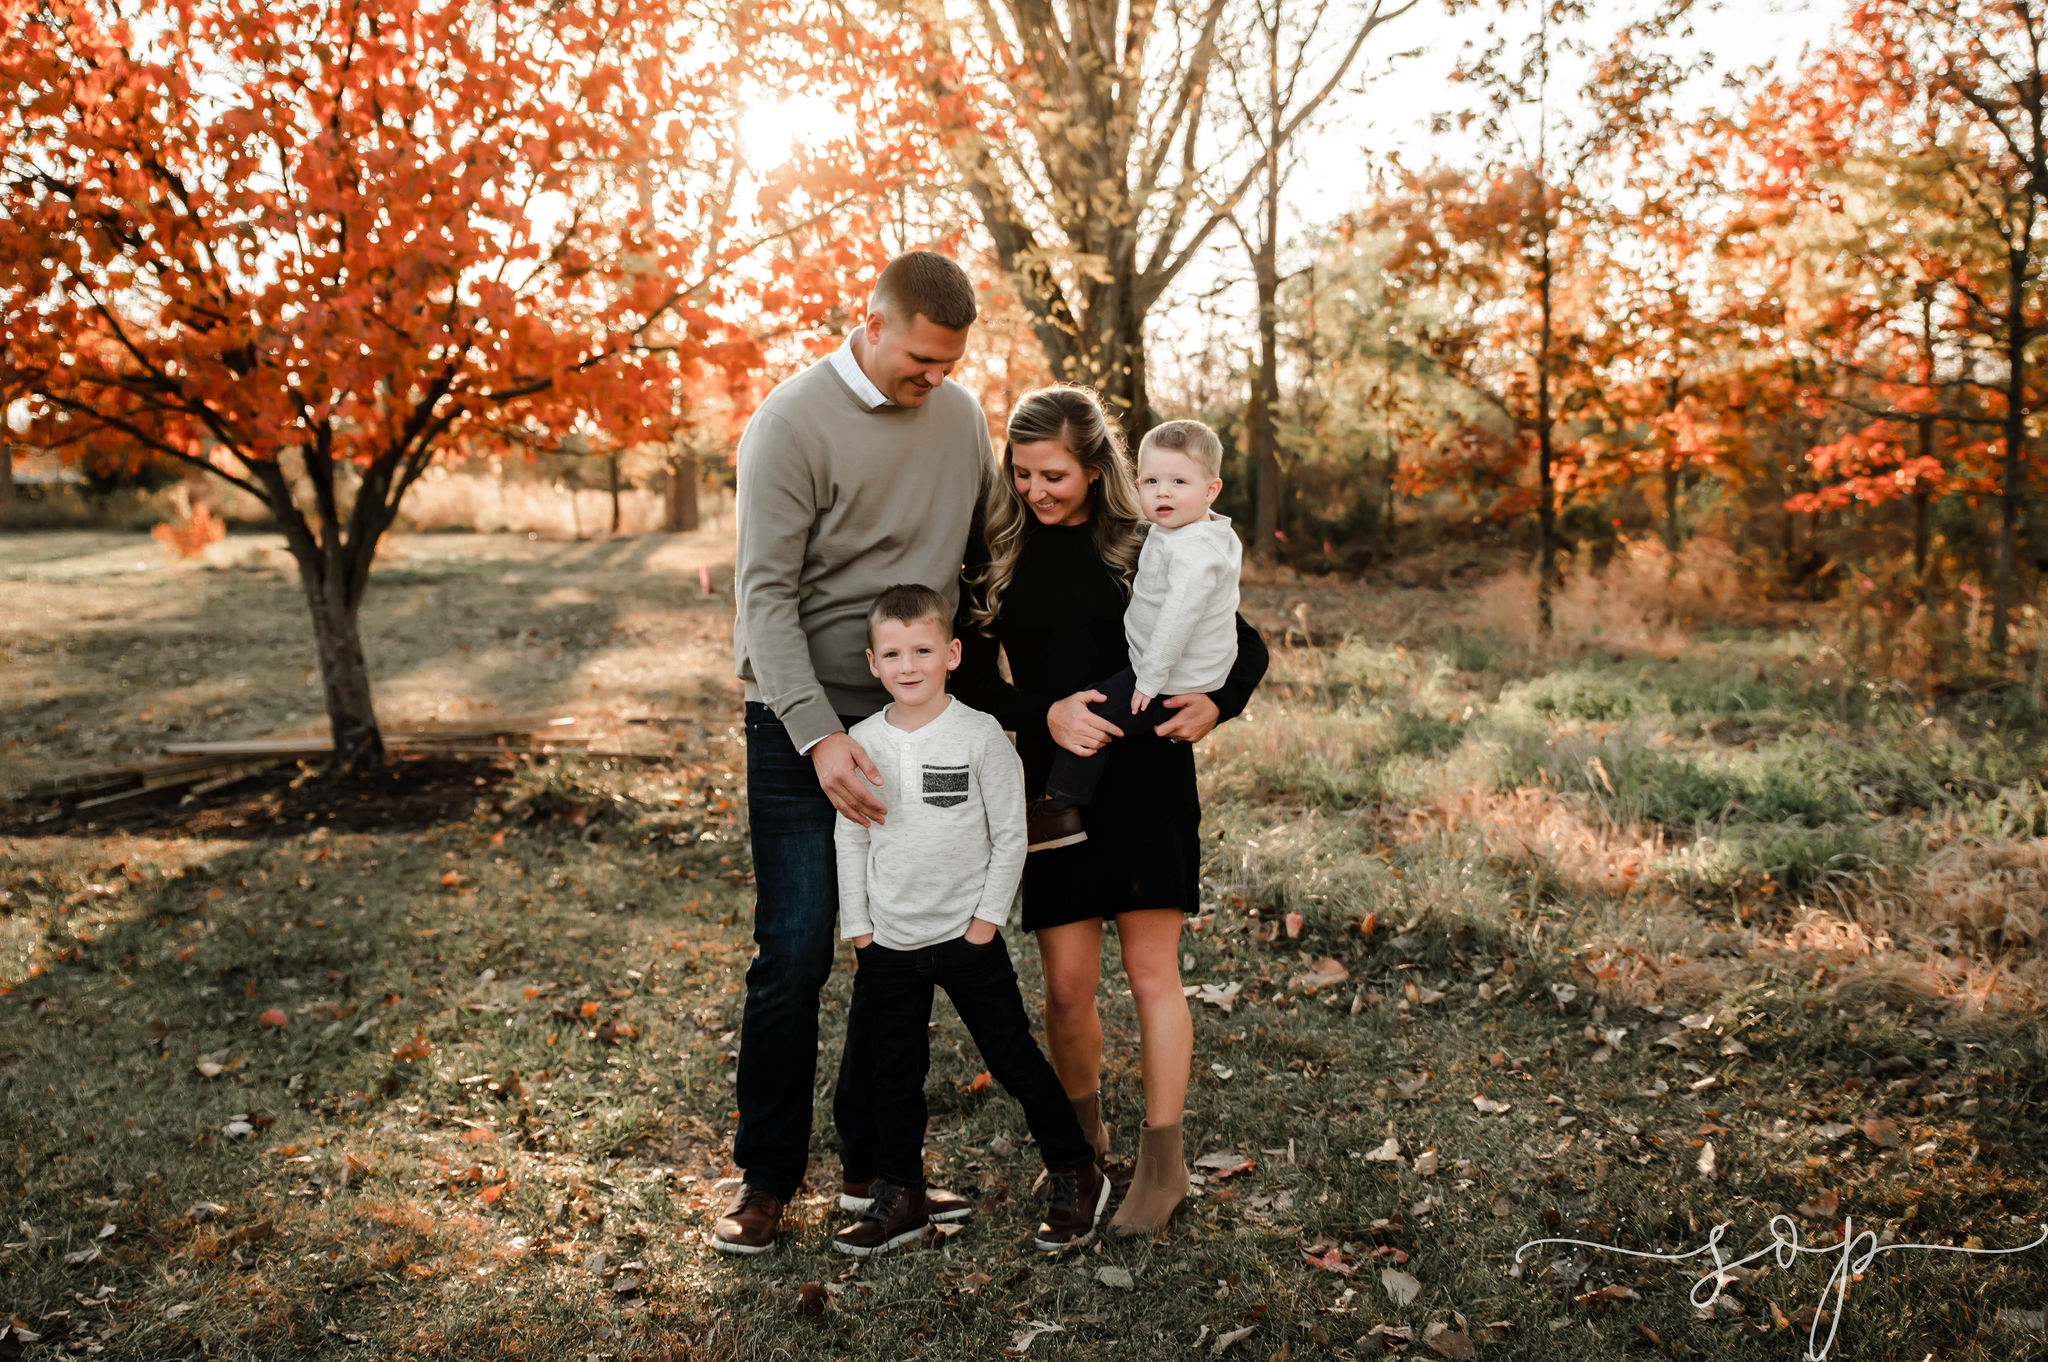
[1467,535,1764,658]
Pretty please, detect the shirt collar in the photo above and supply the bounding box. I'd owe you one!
[830,330,891,411]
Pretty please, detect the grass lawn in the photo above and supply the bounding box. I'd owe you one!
[2,529,2045,1361]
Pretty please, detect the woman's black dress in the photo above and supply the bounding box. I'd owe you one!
[954,521,1269,930]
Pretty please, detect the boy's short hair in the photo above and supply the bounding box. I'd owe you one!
[1138,419,1224,480]
[871,251,979,331]
[867,583,954,646]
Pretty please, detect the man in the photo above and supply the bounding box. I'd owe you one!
[712,251,993,1253]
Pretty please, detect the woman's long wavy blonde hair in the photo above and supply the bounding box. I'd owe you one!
[967,385,1145,632]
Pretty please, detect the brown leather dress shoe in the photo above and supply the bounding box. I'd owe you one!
[1025,797,1088,852]
[841,1178,973,1222]
[708,1184,783,1255]
[832,1178,931,1257]
[1032,1162,1108,1253]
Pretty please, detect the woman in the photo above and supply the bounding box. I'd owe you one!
[954,385,1268,1236]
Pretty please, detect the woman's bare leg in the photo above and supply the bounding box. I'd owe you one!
[1034,918,1105,1100]
[1115,909,1190,1125]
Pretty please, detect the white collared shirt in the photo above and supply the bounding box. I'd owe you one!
[829,330,890,410]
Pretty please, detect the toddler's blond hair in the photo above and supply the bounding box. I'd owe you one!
[1138,419,1224,480]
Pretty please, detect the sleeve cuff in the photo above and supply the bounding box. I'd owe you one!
[779,695,843,755]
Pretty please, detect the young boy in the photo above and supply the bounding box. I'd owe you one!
[831,584,1110,1256]
[1030,419,1241,848]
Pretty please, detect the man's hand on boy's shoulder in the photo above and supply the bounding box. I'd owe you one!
[813,732,887,825]
[963,919,999,945]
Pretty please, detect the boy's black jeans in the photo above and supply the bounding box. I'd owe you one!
[1043,665,1170,806]
[849,933,1093,1188]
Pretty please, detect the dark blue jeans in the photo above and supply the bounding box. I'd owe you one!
[735,702,876,1203]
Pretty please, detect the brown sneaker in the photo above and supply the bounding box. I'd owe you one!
[841,1178,973,1222]
[708,1184,783,1255]
[832,1178,930,1257]
[1032,1162,1109,1253]
[1026,797,1088,852]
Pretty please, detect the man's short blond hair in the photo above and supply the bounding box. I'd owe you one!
[1138,419,1224,480]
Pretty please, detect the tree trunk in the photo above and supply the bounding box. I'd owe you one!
[1249,259,1282,557]
[1912,413,1933,594]
[301,580,383,771]
[0,441,14,507]
[665,452,700,533]
[1991,253,2027,662]
[271,509,384,773]
[607,456,622,535]
[1660,462,1681,555]
[1535,204,1557,635]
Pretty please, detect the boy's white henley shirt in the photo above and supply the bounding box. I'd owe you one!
[833,698,1028,951]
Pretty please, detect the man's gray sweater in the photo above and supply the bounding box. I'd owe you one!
[732,352,993,752]
[834,699,1027,951]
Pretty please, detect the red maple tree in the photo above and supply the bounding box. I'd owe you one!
[2,0,899,767]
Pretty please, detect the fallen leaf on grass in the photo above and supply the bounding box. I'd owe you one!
[389,1038,432,1062]
[1360,1324,1412,1351]
[1423,1323,1474,1359]
[1096,1266,1134,1289]
[1195,982,1243,1013]
[1212,1325,1255,1355]
[1284,910,1305,939]
[1812,1122,1854,1141]
[1697,1142,1716,1180]
[193,1060,225,1078]
[961,1071,992,1095]
[478,1182,507,1205]
[1861,1117,1901,1149]
[1303,1248,1355,1277]
[1575,1285,1641,1306]
[439,871,469,889]
[1412,1149,1439,1175]
[1194,1152,1255,1179]
[1680,1012,1714,1030]
[257,1009,289,1028]
[1797,1188,1840,1220]
[1004,1321,1064,1357]
[1380,1268,1420,1306]
[1471,1095,1510,1114]
[1363,1137,1402,1163]
[1291,958,1348,992]
[1719,1037,1751,1057]
[796,1282,828,1317]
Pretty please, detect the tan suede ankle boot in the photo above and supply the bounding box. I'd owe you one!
[1110,1120,1187,1237]
[1071,1091,1111,1167]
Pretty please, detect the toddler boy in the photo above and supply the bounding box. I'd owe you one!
[832,584,1109,1256]
[1029,419,1241,849]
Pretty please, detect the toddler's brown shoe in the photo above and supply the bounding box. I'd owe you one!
[1026,797,1088,852]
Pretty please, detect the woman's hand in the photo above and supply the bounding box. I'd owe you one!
[1048,690,1123,757]
[1154,692,1221,743]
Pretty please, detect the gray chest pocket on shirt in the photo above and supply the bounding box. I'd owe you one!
[921,764,970,808]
